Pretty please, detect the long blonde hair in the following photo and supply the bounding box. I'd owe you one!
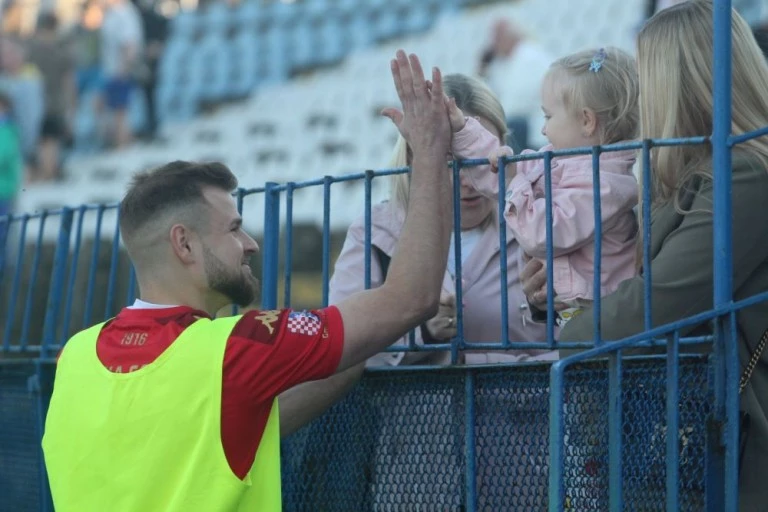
[388,73,508,213]
[548,46,639,145]
[637,0,768,207]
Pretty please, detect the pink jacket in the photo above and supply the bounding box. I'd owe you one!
[455,117,639,303]
[329,201,558,367]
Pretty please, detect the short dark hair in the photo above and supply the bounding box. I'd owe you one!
[119,161,238,240]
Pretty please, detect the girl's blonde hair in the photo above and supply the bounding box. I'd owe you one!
[637,0,768,206]
[389,73,508,213]
[547,46,639,145]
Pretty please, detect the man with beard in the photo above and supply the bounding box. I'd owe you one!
[42,50,453,512]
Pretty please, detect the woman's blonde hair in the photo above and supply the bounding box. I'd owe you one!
[547,46,639,145]
[389,73,508,213]
[637,0,768,206]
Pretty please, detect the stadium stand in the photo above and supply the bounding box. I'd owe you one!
[19,0,645,238]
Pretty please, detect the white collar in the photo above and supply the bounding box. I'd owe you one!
[128,299,179,310]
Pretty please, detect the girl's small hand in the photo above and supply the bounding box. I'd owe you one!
[444,96,466,133]
[489,145,516,176]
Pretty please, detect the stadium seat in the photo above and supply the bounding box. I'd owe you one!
[192,35,231,101]
[228,31,260,98]
[169,9,198,40]
[200,2,233,36]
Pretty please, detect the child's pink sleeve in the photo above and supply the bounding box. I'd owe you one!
[451,117,503,198]
[505,159,636,259]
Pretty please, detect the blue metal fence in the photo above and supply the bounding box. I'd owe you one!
[0,0,763,510]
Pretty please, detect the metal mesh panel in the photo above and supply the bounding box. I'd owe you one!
[282,357,711,511]
[562,357,711,512]
[474,366,550,510]
[0,363,43,512]
[282,370,467,511]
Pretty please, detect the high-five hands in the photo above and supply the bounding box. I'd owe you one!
[381,50,452,161]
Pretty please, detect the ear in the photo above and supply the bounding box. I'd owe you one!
[169,223,199,265]
[582,108,598,138]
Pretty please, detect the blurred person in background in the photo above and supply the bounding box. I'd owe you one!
[0,37,44,176]
[134,0,168,140]
[0,91,23,240]
[100,0,144,148]
[72,0,104,97]
[26,12,76,182]
[477,18,553,150]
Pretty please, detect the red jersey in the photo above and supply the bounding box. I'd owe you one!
[93,305,344,479]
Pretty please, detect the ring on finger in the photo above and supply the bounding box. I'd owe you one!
[447,317,455,327]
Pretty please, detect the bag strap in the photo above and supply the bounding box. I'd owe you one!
[739,328,768,394]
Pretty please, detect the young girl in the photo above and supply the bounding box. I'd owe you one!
[449,46,640,326]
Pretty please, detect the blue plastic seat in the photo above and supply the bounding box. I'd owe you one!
[157,38,192,83]
[191,35,230,101]
[316,9,346,64]
[227,31,260,97]
[155,83,198,123]
[231,1,262,32]
[169,10,199,41]
[200,2,232,36]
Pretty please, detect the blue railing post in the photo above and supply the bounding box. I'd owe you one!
[322,176,333,307]
[262,183,280,310]
[548,362,566,511]
[452,160,464,364]
[41,208,73,359]
[283,183,295,307]
[711,1,736,510]
[232,188,246,316]
[496,156,510,347]
[464,371,477,512]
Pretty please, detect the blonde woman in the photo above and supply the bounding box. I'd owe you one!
[331,73,555,365]
[523,1,768,508]
[328,73,556,509]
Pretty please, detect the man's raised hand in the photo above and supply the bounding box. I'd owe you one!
[381,50,451,162]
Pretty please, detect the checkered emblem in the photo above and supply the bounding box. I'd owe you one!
[287,311,322,336]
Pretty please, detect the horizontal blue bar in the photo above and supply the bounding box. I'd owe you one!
[363,352,710,373]
[1,203,120,222]
[729,125,768,145]
[555,288,768,368]
[269,168,409,192]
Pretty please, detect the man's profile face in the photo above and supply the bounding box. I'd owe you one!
[200,188,260,307]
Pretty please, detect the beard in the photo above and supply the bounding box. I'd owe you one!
[202,245,260,307]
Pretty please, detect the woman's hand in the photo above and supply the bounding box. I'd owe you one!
[521,257,548,308]
[425,293,458,340]
[520,256,569,312]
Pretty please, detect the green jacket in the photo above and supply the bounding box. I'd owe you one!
[560,155,768,511]
[0,120,22,201]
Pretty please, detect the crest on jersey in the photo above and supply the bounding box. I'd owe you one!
[287,311,322,336]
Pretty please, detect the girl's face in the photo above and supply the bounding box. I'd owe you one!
[540,73,596,150]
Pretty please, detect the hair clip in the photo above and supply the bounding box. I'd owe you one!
[589,48,607,73]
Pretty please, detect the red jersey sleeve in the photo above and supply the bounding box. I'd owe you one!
[222,306,344,404]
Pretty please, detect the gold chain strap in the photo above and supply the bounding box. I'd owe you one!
[739,329,768,394]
